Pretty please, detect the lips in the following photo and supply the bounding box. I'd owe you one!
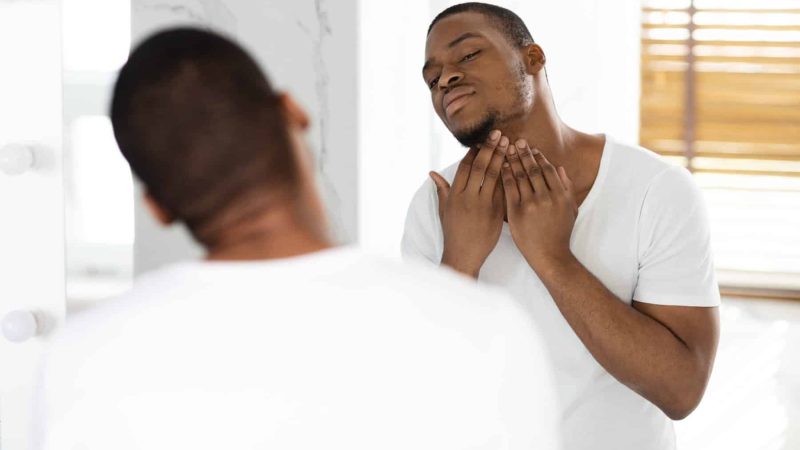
[445,94,473,117]
[443,88,475,117]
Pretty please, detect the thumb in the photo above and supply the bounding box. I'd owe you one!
[557,166,578,213]
[429,171,450,221]
[557,166,574,191]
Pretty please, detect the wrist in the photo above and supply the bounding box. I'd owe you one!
[525,249,578,279]
[441,250,482,279]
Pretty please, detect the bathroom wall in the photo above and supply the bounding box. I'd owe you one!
[131,0,358,273]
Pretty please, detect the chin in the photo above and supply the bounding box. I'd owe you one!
[449,112,497,148]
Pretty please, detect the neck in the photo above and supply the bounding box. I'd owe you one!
[497,78,603,190]
[204,204,333,262]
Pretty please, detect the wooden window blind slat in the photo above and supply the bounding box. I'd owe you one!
[641,0,800,176]
[644,8,800,14]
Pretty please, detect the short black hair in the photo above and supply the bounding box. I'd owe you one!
[427,2,535,48]
[111,27,297,245]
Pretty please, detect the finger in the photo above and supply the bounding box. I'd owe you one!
[452,147,479,192]
[480,134,509,197]
[429,171,450,220]
[500,162,520,206]
[558,166,579,213]
[493,169,505,208]
[515,139,547,196]
[506,141,534,201]
[467,130,502,194]
[558,166,573,189]
[533,151,565,192]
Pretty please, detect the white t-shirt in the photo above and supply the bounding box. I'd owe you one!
[37,246,561,450]
[402,137,721,450]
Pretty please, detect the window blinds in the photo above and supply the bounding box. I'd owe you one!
[640,0,800,176]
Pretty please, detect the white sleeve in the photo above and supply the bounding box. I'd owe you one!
[493,290,563,450]
[400,178,443,266]
[633,166,721,307]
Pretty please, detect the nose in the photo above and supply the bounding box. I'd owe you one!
[438,66,463,90]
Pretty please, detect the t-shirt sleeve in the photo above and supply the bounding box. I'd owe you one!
[400,178,443,266]
[633,166,721,307]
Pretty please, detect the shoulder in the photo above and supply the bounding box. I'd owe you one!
[643,164,704,215]
[357,252,506,301]
[605,137,678,181]
[402,161,459,256]
[49,265,188,355]
[408,161,460,205]
[603,137,701,204]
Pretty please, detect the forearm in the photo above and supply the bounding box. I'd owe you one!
[535,255,705,419]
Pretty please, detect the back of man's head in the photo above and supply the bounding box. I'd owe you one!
[111,28,297,246]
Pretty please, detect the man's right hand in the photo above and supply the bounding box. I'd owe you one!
[430,130,509,278]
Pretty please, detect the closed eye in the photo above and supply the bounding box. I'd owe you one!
[461,50,480,62]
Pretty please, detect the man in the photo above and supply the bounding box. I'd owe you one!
[37,28,561,449]
[403,3,721,450]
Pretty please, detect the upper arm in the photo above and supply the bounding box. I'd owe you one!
[634,166,721,307]
[631,166,721,396]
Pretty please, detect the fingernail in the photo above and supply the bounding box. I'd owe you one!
[502,162,510,168]
[515,139,527,148]
[490,130,501,141]
[499,136,509,147]
[531,147,540,154]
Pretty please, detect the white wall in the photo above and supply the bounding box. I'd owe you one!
[357,1,435,257]
[527,0,641,142]
[131,0,358,274]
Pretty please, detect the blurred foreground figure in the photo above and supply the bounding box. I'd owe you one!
[36,28,560,450]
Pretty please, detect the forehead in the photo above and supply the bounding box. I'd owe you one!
[425,12,506,56]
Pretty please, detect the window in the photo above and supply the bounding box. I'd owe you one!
[641,0,800,289]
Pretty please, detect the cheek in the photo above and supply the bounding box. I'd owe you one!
[431,94,445,118]
[492,77,525,107]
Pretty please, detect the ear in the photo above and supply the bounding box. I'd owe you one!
[144,193,175,226]
[523,44,546,74]
[278,92,310,130]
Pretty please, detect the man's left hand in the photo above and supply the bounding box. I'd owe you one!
[500,139,579,272]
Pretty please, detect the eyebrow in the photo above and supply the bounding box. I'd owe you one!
[422,32,484,76]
